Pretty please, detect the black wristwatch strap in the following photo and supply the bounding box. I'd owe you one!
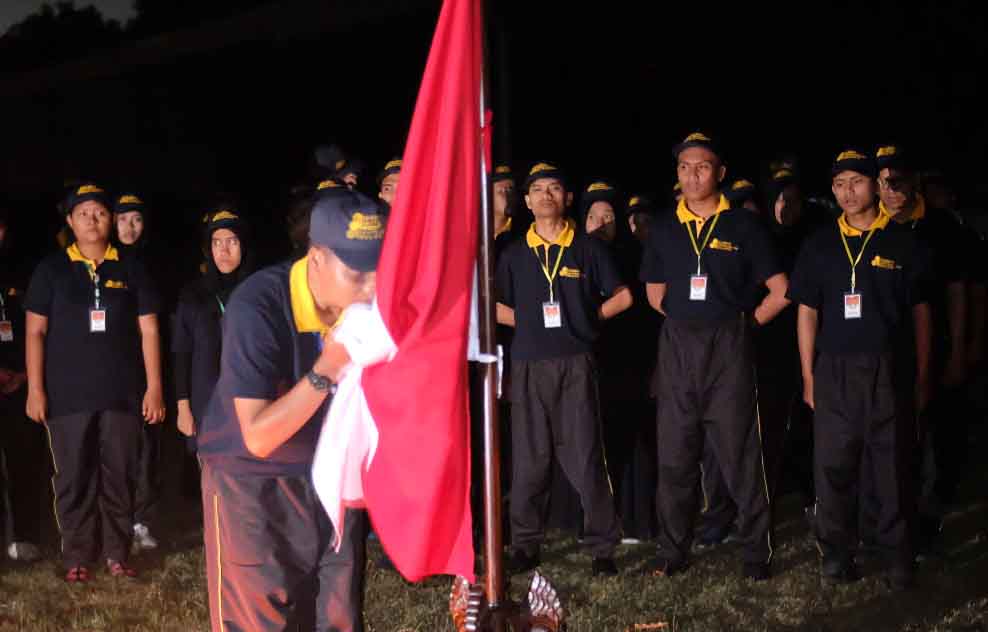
[306,370,334,393]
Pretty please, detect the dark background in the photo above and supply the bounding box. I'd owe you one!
[1,0,986,267]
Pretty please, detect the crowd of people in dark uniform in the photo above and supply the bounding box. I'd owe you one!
[0,131,984,628]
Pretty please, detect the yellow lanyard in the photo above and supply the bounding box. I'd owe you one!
[532,244,566,303]
[684,211,721,275]
[838,226,878,293]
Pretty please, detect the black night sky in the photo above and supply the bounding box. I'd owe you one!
[1,0,986,260]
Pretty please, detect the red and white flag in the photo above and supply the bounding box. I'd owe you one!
[313,0,481,583]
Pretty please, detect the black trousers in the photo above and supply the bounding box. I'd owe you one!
[0,388,48,544]
[697,434,736,540]
[509,352,619,558]
[813,352,911,567]
[654,316,772,566]
[201,463,366,632]
[134,423,162,526]
[45,409,141,568]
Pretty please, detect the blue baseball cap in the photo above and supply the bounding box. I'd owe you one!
[308,190,387,272]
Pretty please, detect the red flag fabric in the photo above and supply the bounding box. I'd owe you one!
[360,0,481,582]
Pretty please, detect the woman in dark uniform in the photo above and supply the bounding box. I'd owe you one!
[172,209,254,461]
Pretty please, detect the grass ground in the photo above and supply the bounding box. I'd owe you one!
[1,432,986,631]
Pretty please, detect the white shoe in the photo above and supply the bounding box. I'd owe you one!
[132,523,159,550]
[7,541,42,562]
[620,537,642,545]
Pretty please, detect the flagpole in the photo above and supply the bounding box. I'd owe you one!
[476,0,506,610]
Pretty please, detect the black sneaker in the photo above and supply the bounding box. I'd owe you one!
[646,556,688,577]
[506,549,540,575]
[742,561,771,581]
[821,558,860,584]
[591,557,618,577]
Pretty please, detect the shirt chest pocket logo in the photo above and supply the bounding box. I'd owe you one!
[104,279,128,289]
[870,255,900,270]
[559,266,581,279]
[709,238,739,252]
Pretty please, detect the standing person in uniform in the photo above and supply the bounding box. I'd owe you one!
[640,133,789,580]
[496,162,631,576]
[0,209,46,563]
[24,183,165,582]
[873,145,967,555]
[788,149,931,588]
[197,190,383,632]
[113,192,162,552]
[172,209,254,494]
[378,158,402,205]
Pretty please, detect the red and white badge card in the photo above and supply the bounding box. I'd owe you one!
[89,309,107,333]
[0,320,12,342]
[690,274,708,301]
[844,293,862,320]
[542,302,562,328]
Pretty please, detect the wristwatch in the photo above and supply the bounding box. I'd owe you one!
[306,370,334,393]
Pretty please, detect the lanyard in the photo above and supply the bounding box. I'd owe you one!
[215,295,226,315]
[86,264,102,309]
[532,244,566,303]
[684,211,722,275]
[838,225,878,293]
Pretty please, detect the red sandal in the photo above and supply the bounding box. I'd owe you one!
[106,559,138,579]
[65,566,90,583]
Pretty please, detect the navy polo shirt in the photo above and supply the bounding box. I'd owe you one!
[787,213,933,355]
[23,244,159,418]
[640,196,782,322]
[496,219,624,362]
[197,257,328,477]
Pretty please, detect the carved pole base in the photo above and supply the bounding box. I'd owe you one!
[451,570,565,632]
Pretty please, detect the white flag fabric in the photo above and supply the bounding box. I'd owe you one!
[311,301,396,550]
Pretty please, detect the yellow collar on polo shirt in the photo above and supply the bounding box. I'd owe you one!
[525,218,575,248]
[838,207,890,237]
[675,194,730,225]
[495,217,513,238]
[880,194,926,225]
[289,256,328,334]
[66,243,119,266]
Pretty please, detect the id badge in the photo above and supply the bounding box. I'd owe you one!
[690,274,708,301]
[542,302,562,328]
[0,320,12,342]
[843,293,862,320]
[89,309,107,333]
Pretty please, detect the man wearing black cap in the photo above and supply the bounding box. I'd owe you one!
[872,145,972,555]
[641,132,788,580]
[337,159,364,190]
[378,158,402,205]
[495,161,631,576]
[724,178,759,213]
[197,190,385,631]
[788,149,932,588]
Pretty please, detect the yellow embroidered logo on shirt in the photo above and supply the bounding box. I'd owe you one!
[559,266,581,279]
[709,238,738,252]
[346,213,385,240]
[104,280,127,289]
[871,255,899,270]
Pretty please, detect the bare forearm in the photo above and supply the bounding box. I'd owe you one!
[25,327,45,393]
[796,305,818,383]
[913,302,932,382]
[140,323,163,392]
[496,303,515,327]
[755,273,790,325]
[645,283,666,315]
[236,380,328,458]
[598,287,632,320]
[946,282,967,357]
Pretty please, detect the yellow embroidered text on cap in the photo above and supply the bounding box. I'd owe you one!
[346,213,385,241]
